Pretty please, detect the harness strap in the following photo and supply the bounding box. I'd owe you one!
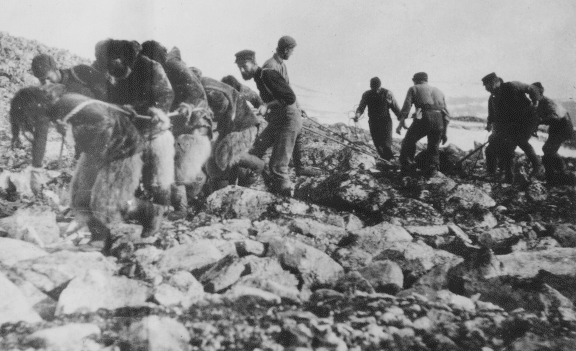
[61,99,100,123]
[69,66,87,86]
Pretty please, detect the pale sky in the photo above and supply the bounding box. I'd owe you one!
[2,0,576,121]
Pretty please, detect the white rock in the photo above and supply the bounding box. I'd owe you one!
[0,237,48,266]
[226,285,282,304]
[0,207,60,247]
[122,316,190,351]
[24,323,100,351]
[0,271,42,325]
[157,240,223,273]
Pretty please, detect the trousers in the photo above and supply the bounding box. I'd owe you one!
[369,116,394,160]
[400,111,444,172]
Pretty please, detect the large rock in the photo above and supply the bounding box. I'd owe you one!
[157,240,223,274]
[12,251,117,295]
[482,248,576,279]
[349,222,412,255]
[24,323,101,351]
[381,196,444,225]
[357,260,404,294]
[289,218,348,247]
[206,185,277,220]
[233,257,300,301]
[121,316,191,351]
[56,270,151,315]
[188,218,253,240]
[0,271,42,325]
[551,223,576,247]
[199,255,248,293]
[0,237,48,266]
[447,184,496,208]
[374,240,459,286]
[266,236,344,289]
[477,225,523,249]
[0,207,61,247]
[332,246,373,271]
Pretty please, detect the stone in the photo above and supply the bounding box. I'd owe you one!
[382,196,445,225]
[154,283,187,306]
[235,239,266,257]
[0,206,60,247]
[199,255,247,293]
[226,285,281,304]
[343,213,364,231]
[267,236,344,289]
[289,218,348,246]
[0,237,48,266]
[484,248,576,279]
[12,251,117,294]
[357,260,404,294]
[436,289,476,312]
[234,257,300,302]
[404,225,449,237]
[349,222,412,255]
[374,240,459,286]
[0,271,42,325]
[206,185,277,220]
[335,271,375,294]
[157,240,223,273]
[56,270,151,315]
[448,184,496,208]
[478,225,523,249]
[332,247,373,271]
[121,316,190,351]
[551,223,576,247]
[24,323,100,351]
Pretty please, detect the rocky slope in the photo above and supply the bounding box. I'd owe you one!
[1,32,576,351]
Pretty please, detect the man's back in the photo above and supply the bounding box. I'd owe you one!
[263,54,289,83]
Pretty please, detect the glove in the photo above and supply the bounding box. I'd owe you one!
[441,133,448,145]
[30,167,46,197]
[257,104,269,116]
[353,117,359,123]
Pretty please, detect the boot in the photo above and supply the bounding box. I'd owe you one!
[168,184,188,220]
[140,204,165,238]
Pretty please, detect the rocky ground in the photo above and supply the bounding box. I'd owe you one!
[2,32,576,351]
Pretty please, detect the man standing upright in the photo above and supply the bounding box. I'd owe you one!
[262,36,320,177]
[396,72,450,177]
[355,77,401,160]
[235,49,300,196]
[481,72,542,183]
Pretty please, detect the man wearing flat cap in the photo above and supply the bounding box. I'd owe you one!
[396,72,450,177]
[355,76,401,161]
[481,72,542,183]
[235,49,301,196]
[262,36,321,177]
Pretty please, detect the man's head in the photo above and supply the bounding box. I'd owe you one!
[370,77,381,91]
[235,50,258,80]
[532,82,544,94]
[412,72,428,84]
[276,35,297,60]
[105,40,140,79]
[140,40,168,65]
[31,54,61,84]
[482,72,501,93]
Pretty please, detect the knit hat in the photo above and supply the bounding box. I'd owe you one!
[370,77,381,89]
[277,36,297,51]
[481,72,498,84]
[31,54,58,78]
[235,50,256,63]
[412,72,428,82]
[532,82,544,93]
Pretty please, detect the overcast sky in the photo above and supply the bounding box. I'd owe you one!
[2,0,576,119]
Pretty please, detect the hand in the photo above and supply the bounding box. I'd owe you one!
[123,104,138,118]
[30,167,46,197]
[257,104,269,116]
[353,117,358,123]
[485,123,493,132]
[396,120,407,135]
[148,108,170,128]
[177,103,192,120]
[441,134,448,145]
[353,113,360,123]
[55,121,67,137]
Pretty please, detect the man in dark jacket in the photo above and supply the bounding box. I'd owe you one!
[482,72,542,182]
[532,82,575,184]
[396,72,450,177]
[355,77,401,160]
[235,49,300,196]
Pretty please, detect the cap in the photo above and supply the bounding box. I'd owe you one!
[412,72,428,82]
[31,54,58,78]
[235,50,256,63]
[531,82,544,92]
[277,36,297,51]
[370,77,381,89]
[481,72,498,84]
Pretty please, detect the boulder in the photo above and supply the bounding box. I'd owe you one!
[419,172,458,204]
[334,271,376,294]
[357,260,404,294]
[332,246,373,271]
[381,196,444,225]
[349,222,412,255]
[235,240,266,257]
[0,271,42,325]
[233,257,300,302]
[56,270,151,315]
[199,255,248,293]
[0,207,60,247]
[12,251,117,295]
[206,185,277,220]
[226,285,281,304]
[289,218,348,247]
[0,237,48,266]
[447,184,496,208]
[153,284,187,307]
[157,240,223,274]
[373,240,459,286]
[477,225,523,249]
[551,223,576,247]
[266,236,344,289]
[121,316,190,351]
[24,323,100,351]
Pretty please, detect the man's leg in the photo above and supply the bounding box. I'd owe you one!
[425,111,444,176]
[381,116,394,161]
[542,132,566,183]
[399,118,428,174]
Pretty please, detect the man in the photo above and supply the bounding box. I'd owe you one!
[235,49,300,196]
[31,53,108,101]
[262,36,320,177]
[354,77,401,160]
[396,72,450,177]
[532,82,575,184]
[481,72,542,183]
[483,73,507,178]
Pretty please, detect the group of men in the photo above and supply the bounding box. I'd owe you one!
[353,71,574,183]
